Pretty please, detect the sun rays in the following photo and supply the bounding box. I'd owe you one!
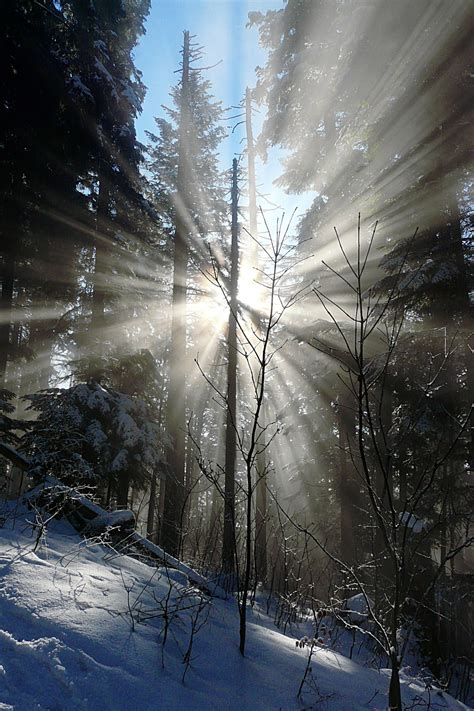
[3,0,470,539]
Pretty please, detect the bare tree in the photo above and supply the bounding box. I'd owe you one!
[283,215,473,710]
[194,210,308,654]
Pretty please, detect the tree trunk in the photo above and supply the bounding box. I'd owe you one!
[28,316,54,391]
[447,194,473,471]
[222,158,239,578]
[338,392,359,568]
[116,471,130,508]
[388,652,402,711]
[246,87,267,585]
[374,381,394,589]
[255,441,267,584]
[91,173,110,341]
[161,30,191,557]
[146,474,157,540]
[184,401,204,548]
[0,251,15,387]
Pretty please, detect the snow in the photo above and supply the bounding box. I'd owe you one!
[83,509,135,535]
[23,383,163,485]
[93,40,108,57]
[399,511,427,534]
[93,59,119,102]
[85,420,108,451]
[25,478,104,517]
[343,593,373,623]
[110,449,128,472]
[0,504,470,711]
[69,75,93,100]
[127,531,228,600]
[121,84,141,112]
[116,412,140,448]
[94,58,114,86]
[83,385,111,415]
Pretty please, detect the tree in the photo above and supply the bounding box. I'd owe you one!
[67,0,151,343]
[0,0,152,396]
[294,216,472,711]
[251,0,473,261]
[245,86,268,584]
[222,159,239,577]
[196,213,307,654]
[146,32,227,556]
[22,380,162,505]
[0,1,82,388]
[375,205,473,477]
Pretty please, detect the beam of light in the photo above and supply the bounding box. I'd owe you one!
[237,260,266,312]
[256,0,472,288]
[3,0,471,550]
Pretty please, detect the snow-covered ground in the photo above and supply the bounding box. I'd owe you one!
[0,503,471,711]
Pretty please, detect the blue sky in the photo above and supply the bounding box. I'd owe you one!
[134,1,277,156]
[133,0,312,223]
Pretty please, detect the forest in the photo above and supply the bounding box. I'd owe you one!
[0,2,472,710]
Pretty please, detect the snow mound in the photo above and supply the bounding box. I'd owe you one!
[83,509,135,535]
[343,593,373,623]
[399,511,427,533]
[0,505,470,711]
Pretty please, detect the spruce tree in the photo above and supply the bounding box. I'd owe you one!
[0,1,152,392]
[146,33,227,555]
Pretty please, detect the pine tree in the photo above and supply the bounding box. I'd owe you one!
[0,1,77,387]
[0,1,152,393]
[23,380,162,501]
[251,0,473,247]
[65,0,151,343]
[146,33,227,556]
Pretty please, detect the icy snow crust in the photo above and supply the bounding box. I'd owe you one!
[0,508,470,711]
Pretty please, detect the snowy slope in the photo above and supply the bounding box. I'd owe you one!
[0,506,470,711]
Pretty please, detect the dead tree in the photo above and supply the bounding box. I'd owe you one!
[195,211,308,654]
[222,158,239,576]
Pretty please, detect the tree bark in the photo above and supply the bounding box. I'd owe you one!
[222,158,239,577]
[388,652,402,711]
[116,471,130,508]
[374,381,394,588]
[91,173,111,341]
[161,30,191,556]
[146,474,157,540]
[338,391,359,569]
[0,251,15,387]
[246,87,267,584]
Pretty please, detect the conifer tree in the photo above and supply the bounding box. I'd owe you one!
[0,1,151,391]
[146,33,226,555]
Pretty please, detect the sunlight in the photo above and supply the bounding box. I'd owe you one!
[189,256,268,338]
[2,2,472,707]
[195,291,228,335]
[238,261,265,312]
